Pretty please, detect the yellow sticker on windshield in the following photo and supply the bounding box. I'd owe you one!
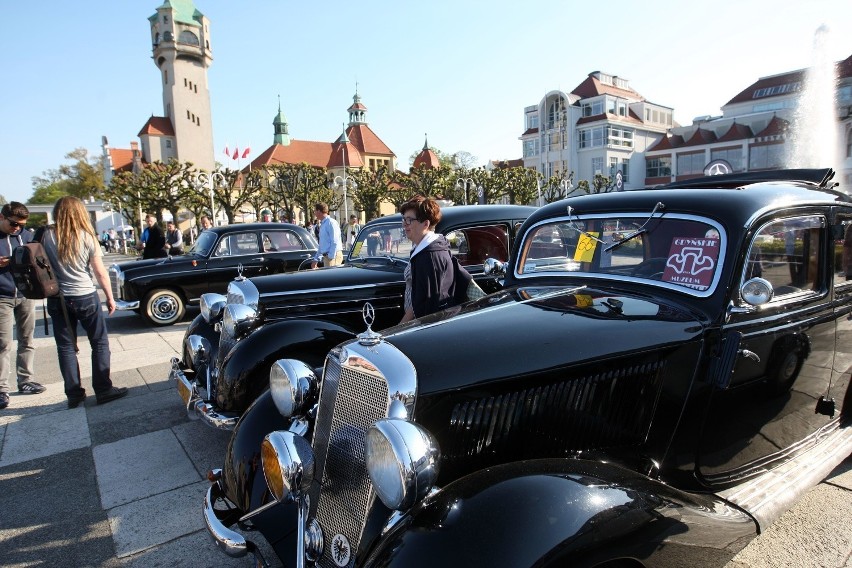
[574,294,593,307]
[352,242,363,256]
[573,232,599,262]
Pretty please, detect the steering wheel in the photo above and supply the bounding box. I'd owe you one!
[631,257,667,279]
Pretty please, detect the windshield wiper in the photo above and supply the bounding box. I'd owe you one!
[603,201,666,253]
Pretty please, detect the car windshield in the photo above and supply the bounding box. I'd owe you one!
[517,213,725,295]
[349,222,413,262]
[186,231,218,257]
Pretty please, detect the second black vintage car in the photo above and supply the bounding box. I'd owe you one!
[109,222,317,325]
[202,169,852,567]
[171,205,535,428]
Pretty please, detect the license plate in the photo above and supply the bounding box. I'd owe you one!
[176,377,192,407]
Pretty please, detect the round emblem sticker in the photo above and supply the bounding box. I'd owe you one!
[331,533,351,566]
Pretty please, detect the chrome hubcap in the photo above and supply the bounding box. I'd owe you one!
[151,295,178,321]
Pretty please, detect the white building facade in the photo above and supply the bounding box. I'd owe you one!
[521,72,672,191]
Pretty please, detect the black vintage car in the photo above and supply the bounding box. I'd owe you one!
[109,222,317,325]
[202,169,852,567]
[172,205,535,428]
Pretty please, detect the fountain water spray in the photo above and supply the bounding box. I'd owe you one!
[787,25,839,170]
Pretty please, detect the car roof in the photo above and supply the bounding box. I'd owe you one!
[363,204,538,230]
[207,222,309,235]
[529,169,849,230]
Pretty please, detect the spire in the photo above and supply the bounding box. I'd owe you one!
[336,122,350,144]
[273,94,290,145]
[422,134,429,151]
[347,86,368,126]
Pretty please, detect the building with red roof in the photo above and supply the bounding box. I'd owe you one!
[645,53,852,185]
[521,71,673,191]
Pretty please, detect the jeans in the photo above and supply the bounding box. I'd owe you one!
[47,292,113,398]
[0,296,35,393]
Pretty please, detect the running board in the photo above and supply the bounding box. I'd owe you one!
[719,423,852,531]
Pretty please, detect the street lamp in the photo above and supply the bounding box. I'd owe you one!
[192,171,226,226]
[456,177,475,206]
[332,176,357,221]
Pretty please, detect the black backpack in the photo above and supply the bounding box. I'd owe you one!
[10,228,60,300]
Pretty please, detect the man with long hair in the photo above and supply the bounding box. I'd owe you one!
[41,196,127,408]
[0,202,43,409]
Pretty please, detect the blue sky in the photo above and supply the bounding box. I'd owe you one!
[2,0,851,204]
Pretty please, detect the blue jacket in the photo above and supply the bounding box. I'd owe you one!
[0,228,33,298]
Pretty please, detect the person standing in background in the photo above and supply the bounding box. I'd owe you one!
[41,196,127,408]
[165,220,183,255]
[342,214,360,248]
[199,216,213,231]
[310,202,343,269]
[0,202,43,410]
[142,215,166,259]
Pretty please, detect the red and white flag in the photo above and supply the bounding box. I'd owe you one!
[242,147,251,159]
[232,147,239,160]
[224,145,230,157]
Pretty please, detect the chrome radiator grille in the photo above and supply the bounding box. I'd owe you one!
[109,271,121,301]
[446,361,665,462]
[309,355,390,568]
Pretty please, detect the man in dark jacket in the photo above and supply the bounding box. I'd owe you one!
[0,202,44,409]
[142,214,167,259]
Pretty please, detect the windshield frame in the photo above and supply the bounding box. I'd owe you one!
[514,212,727,298]
[347,221,412,263]
[186,230,218,257]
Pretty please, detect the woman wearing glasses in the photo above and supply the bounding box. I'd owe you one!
[399,196,471,323]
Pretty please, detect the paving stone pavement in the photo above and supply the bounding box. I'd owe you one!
[0,253,849,567]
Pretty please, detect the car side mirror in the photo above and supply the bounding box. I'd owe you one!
[483,258,505,276]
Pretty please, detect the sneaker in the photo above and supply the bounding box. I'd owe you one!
[96,387,128,405]
[0,392,8,409]
[18,381,46,395]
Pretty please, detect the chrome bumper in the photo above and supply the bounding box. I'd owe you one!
[170,357,238,430]
[114,299,140,311]
[204,481,268,567]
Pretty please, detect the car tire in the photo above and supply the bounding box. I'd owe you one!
[143,288,186,326]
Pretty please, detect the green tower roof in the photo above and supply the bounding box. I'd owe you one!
[149,0,204,27]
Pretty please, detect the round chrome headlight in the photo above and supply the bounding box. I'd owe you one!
[222,304,258,338]
[269,359,317,418]
[365,419,440,511]
[741,277,774,306]
[200,293,227,323]
[261,431,315,502]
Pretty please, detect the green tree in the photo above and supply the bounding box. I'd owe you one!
[400,164,455,200]
[107,160,197,229]
[497,166,540,205]
[590,173,614,194]
[348,166,394,221]
[205,167,267,225]
[542,171,575,203]
[242,169,275,222]
[30,148,105,204]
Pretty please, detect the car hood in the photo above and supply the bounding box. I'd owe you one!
[112,255,198,273]
[250,261,405,297]
[381,285,705,395]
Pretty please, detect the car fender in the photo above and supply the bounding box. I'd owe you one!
[217,318,356,412]
[364,459,755,568]
[182,313,220,367]
[221,389,290,512]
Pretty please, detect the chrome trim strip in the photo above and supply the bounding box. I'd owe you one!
[719,423,852,529]
[203,485,253,560]
[114,299,140,311]
[262,281,400,299]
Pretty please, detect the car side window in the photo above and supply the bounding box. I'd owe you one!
[262,231,304,252]
[215,233,260,257]
[447,224,510,267]
[745,216,824,298]
[834,216,852,289]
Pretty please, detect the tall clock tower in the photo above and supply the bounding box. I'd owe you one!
[148,1,214,171]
